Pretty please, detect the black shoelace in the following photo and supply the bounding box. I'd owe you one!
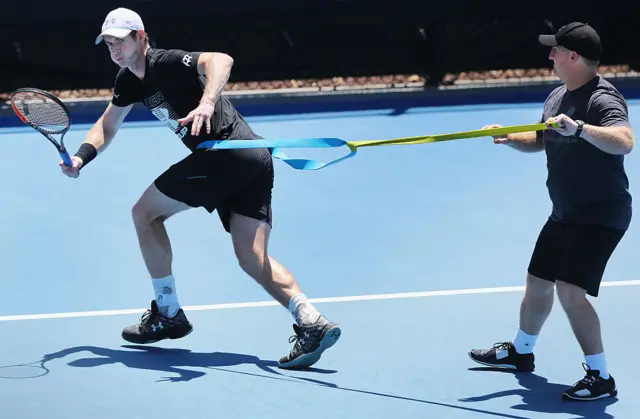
[138,309,160,331]
[578,363,599,386]
[493,342,512,351]
[287,324,316,354]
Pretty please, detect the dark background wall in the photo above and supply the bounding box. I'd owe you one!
[2,0,638,93]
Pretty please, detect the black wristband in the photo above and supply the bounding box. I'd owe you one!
[574,120,585,138]
[74,143,98,167]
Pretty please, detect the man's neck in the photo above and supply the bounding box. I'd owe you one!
[129,44,149,79]
[565,70,597,91]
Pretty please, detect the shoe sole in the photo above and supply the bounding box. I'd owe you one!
[278,325,342,369]
[467,351,534,372]
[121,325,194,345]
[561,390,618,401]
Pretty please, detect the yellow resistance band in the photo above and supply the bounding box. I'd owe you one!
[196,122,555,170]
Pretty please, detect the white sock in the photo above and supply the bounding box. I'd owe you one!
[585,352,609,379]
[288,294,321,326]
[152,275,180,318]
[512,328,538,354]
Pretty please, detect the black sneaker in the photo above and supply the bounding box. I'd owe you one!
[121,300,193,344]
[278,316,341,369]
[468,342,535,372]
[562,364,618,401]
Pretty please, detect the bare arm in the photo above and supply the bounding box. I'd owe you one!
[196,52,234,105]
[85,103,132,152]
[504,131,544,153]
[583,91,634,155]
[484,124,544,153]
[580,124,634,155]
[75,103,132,165]
[545,92,635,155]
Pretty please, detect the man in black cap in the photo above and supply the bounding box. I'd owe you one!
[467,22,634,401]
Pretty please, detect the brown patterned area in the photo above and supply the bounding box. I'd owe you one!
[0,66,636,101]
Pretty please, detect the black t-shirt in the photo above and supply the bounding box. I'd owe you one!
[111,48,260,151]
[538,75,632,230]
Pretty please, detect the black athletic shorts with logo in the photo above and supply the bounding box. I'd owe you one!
[154,146,274,233]
[527,218,626,297]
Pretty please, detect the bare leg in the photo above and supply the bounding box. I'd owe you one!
[556,280,604,355]
[555,280,613,398]
[503,272,556,355]
[228,213,341,369]
[468,272,554,371]
[519,273,555,335]
[228,212,301,308]
[121,183,194,344]
[131,183,191,278]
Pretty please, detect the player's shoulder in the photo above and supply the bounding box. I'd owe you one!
[148,47,197,67]
[547,84,566,100]
[595,75,622,91]
[591,76,627,101]
[146,47,167,64]
[543,84,566,108]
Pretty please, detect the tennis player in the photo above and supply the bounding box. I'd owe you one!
[59,7,341,369]
[468,22,634,400]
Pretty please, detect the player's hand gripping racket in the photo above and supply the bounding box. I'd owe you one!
[10,87,73,166]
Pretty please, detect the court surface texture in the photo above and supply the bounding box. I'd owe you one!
[1,98,638,419]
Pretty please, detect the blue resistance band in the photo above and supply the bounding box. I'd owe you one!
[196,138,356,171]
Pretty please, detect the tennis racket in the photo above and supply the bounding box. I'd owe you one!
[10,87,73,166]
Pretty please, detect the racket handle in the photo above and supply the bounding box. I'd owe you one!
[60,150,73,167]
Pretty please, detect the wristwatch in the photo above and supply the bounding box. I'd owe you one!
[574,120,585,138]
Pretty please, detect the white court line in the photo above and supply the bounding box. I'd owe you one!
[1,280,639,322]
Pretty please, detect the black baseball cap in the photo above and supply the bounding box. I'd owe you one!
[538,22,603,61]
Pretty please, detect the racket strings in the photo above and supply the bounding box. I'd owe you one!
[11,92,70,134]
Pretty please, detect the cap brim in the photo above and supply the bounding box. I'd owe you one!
[95,28,133,45]
[538,34,558,46]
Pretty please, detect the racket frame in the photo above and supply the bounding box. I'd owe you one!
[10,87,73,166]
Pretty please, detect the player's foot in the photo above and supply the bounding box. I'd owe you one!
[468,342,535,372]
[278,315,341,369]
[121,300,193,344]
[562,364,618,401]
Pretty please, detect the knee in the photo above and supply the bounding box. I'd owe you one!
[234,244,266,277]
[131,199,147,227]
[524,273,555,301]
[131,198,161,228]
[556,280,588,310]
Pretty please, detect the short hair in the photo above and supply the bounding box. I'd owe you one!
[581,56,600,68]
[129,30,150,45]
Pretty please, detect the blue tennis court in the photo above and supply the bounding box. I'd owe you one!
[1,98,638,418]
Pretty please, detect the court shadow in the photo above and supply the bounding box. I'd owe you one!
[40,345,337,385]
[460,367,617,419]
[36,346,531,418]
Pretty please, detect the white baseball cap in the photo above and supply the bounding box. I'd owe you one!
[95,8,145,45]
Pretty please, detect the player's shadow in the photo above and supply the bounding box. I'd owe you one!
[34,346,532,418]
[460,367,617,419]
[40,345,337,385]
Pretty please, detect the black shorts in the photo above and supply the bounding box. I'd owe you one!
[154,147,273,233]
[527,218,626,297]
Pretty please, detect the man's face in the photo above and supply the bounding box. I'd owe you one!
[104,32,142,68]
[548,46,577,78]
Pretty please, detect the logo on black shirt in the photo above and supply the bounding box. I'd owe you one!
[144,91,188,139]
